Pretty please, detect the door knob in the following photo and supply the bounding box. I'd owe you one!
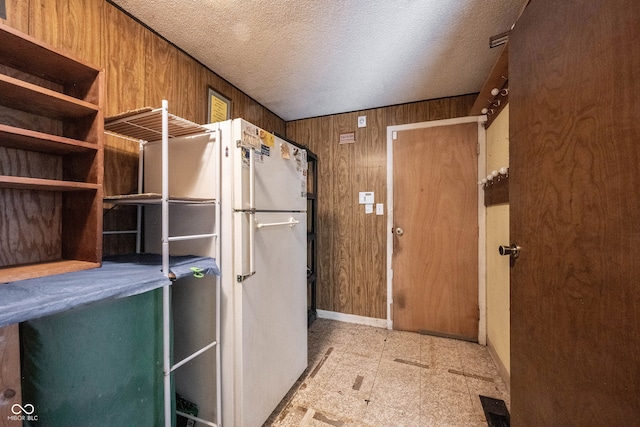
[499,243,521,259]
[394,227,404,236]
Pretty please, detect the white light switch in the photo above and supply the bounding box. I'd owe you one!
[376,203,384,215]
[358,191,374,204]
[358,116,367,128]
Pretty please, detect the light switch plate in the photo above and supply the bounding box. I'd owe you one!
[358,116,366,128]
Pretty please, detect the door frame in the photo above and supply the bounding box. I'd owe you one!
[386,115,487,344]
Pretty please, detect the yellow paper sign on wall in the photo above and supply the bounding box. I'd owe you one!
[208,88,231,123]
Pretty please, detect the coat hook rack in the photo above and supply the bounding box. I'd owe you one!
[479,167,509,206]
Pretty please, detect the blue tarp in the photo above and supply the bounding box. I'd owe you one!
[0,254,219,328]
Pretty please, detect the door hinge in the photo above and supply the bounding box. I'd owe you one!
[477,143,480,156]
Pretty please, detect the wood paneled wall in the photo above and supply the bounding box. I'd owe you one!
[1,0,477,318]
[1,0,286,255]
[286,95,476,319]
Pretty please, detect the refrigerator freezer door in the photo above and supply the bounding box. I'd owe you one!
[233,211,307,426]
[232,120,307,212]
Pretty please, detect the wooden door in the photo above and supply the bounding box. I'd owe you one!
[392,122,478,340]
[509,1,640,424]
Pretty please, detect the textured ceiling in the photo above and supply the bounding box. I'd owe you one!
[110,0,527,121]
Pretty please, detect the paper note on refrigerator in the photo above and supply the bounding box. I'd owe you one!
[280,142,291,159]
[260,130,275,147]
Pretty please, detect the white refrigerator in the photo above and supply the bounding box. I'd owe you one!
[212,119,308,427]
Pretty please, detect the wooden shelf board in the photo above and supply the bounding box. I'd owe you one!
[0,74,99,119]
[0,124,97,154]
[0,259,101,283]
[0,175,99,191]
[0,23,104,285]
[0,23,100,85]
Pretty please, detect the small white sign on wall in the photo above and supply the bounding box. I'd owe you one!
[358,192,374,204]
[339,132,355,144]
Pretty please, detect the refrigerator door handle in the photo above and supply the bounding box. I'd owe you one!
[237,211,256,283]
[238,146,256,283]
[255,217,300,229]
[249,143,255,210]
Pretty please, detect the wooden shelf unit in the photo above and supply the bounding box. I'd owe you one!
[0,23,104,283]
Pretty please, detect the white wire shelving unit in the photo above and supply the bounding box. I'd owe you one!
[103,100,221,427]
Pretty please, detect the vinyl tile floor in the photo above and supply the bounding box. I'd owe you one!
[264,319,510,427]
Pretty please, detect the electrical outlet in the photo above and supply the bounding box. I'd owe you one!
[358,116,366,128]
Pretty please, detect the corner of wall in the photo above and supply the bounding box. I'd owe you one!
[484,104,511,376]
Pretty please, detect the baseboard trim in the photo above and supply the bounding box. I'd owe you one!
[486,337,510,392]
[316,310,388,329]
